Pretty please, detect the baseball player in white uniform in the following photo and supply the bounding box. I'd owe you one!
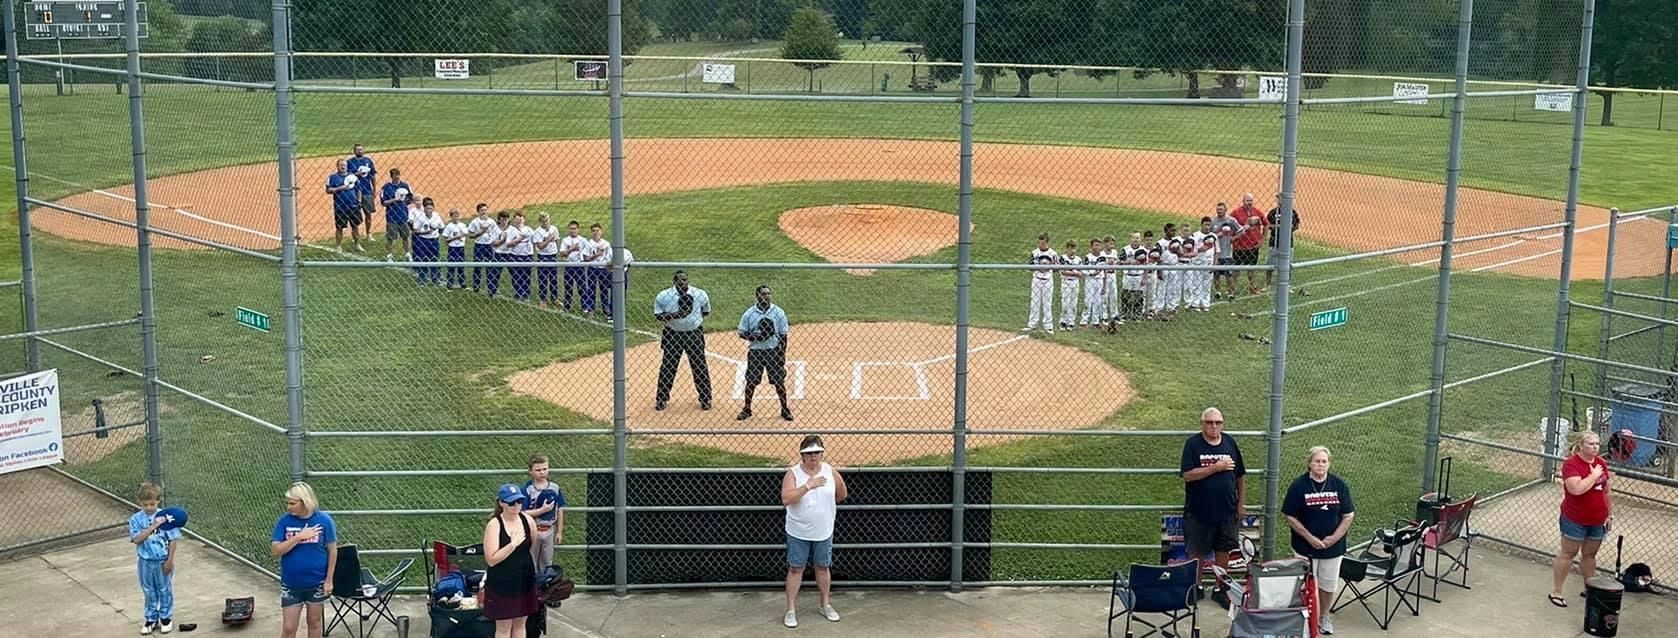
[1082,238,1107,327]
[1101,236,1120,323]
[1154,238,1182,318]
[1025,233,1057,334]
[1058,240,1083,331]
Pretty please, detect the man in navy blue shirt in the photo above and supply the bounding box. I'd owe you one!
[346,144,377,241]
[1180,406,1246,609]
[326,159,364,253]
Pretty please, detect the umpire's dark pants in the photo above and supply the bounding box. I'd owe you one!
[656,328,712,404]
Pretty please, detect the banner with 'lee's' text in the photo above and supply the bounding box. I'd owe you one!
[0,369,63,475]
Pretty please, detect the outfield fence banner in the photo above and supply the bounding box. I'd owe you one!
[7,0,1673,598]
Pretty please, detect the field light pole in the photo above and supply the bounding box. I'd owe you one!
[1421,0,1475,494]
[124,0,164,486]
[607,0,630,597]
[948,0,976,593]
[4,0,43,373]
[273,0,306,483]
[1543,0,1597,481]
[1261,0,1306,560]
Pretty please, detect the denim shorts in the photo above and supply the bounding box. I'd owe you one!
[1560,515,1607,542]
[786,534,833,568]
[280,582,329,608]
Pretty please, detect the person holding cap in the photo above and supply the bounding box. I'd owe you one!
[780,435,848,628]
[482,484,539,636]
[380,168,413,261]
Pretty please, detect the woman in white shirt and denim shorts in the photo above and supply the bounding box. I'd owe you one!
[779,435,848,628]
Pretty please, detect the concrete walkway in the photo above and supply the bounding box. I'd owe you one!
[4,533,1676,637]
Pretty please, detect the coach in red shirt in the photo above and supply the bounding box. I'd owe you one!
[1548,430,1612,608]
[1230,193,1268,294]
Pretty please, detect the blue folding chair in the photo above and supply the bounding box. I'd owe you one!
[1110,560,1201,638]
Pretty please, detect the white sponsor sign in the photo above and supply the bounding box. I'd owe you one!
[1535,91,1574,112]
[701,63,736,84]
[1393,82,1430,105]
[0,369,63,475]
[433,58,470,80]
[1257,76,1288,102]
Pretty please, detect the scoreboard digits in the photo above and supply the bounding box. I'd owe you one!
[24,2,149,40]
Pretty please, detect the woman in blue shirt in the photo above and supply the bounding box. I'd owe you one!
[271,482,337,638]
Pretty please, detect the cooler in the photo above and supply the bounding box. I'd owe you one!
[1610,384,1663,466]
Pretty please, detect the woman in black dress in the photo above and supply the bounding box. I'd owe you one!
[483,483,540,637]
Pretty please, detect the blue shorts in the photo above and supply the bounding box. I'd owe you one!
[786,534,833,569]
[280,582,330,608]
[1560,515,1607,542]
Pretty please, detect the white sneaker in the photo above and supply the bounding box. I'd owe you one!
[386,254,394,262]
[159,619,173,634]
[784,610,798,628]
[1320,616,1334,635]
[140,622,155,635]
[820,605,840,622]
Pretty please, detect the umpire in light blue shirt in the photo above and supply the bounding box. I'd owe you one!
[737,285,793,422]
[653,271,713,411]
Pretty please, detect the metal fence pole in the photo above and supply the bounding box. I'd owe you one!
[1421,0,1475,495]
[4,0,42,373]
[1261,0,1306,560]
[1594,208,1621,408]
[273,0,306,483]
[1544,0,1598,480]
[1659,207,1676,370]
[948,0,977,594]
[607,0,629,597]
[123,0,163,486]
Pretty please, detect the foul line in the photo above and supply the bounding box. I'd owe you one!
[1469,248,1564,273]
[1252,273,1441,318]
[910,334,1029,367]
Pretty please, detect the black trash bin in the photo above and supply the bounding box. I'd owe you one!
[1584,575,1625,637]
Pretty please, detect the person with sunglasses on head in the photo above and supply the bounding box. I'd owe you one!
[781,435,848,628]
[1180,406,1246,609]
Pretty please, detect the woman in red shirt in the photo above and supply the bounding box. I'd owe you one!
[1548,430,1612,608]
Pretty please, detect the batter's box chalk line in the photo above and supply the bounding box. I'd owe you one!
[729,359,808,401]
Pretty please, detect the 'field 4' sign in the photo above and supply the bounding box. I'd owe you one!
[1309,307,1348,331]
[236,306,270,333]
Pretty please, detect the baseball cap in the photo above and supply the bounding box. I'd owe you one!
[497,483,525,505]
[394,187,409,199]
[356,165,370,174]
[155,506,189,530]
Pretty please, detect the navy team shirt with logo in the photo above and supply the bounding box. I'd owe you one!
[271,511,337,588]
[1180,434,1246,523]
[328,173,358,211]
[346,155,375,197]
[1282,473,1354,558]
[522,480,567,526]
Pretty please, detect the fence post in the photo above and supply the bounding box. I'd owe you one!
[1544,0,1599,480]
[1594,209,1620,408]
[607,0,630,598]
[1658,207,1677,370]
[4,0,42,373]
[1261,0,1306,561]
[121,0,163,486]
[947,0,977,594]
[1421,0,1475,494]
[273,0,306,484]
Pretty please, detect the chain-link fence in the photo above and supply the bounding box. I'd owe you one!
[8,0,1671,600]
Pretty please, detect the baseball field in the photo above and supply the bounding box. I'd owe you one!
[5,39,1678,583]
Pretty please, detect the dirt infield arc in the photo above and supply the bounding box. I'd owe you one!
[43,138,1641,279]
[507,322,1134,463]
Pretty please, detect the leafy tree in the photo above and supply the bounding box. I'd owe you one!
[645,0,715,42]
[1590,0,1678,125]
[782,7,844,91]
[915,0,1098,97]
[864,0,919,41]
[717,0,797,41]
[183,16,267,81]
[821,0,868,39]
[1123,0,1285,98]
[14,0,190,83]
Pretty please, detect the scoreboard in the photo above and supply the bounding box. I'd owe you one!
[23,2,149,40]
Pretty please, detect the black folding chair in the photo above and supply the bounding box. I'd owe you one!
[1333,523,1426,630]
[326,544,415,637]
[1422,493,1478,600]
[1109,560,1201,638]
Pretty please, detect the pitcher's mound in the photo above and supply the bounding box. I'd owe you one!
[779,205,964,275]
[508,322,1133,463]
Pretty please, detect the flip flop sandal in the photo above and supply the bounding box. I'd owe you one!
[1548,594,1568,608]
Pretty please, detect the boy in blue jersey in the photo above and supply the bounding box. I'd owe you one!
[326,159,365,253]
[522,454,567,568]
[346,144,377,240]
[129,481,181,635]
[379,167,413,261]
[737,285,793,422]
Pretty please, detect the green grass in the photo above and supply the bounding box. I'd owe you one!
[14,180,1623,581]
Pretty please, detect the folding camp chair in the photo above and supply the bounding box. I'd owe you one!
[1333,522,1426,630]
[428,540,488,583]
[326,544,414,638]
[426,541,495,638]
[1422,493,1477,601]
[1109,560,1201,638]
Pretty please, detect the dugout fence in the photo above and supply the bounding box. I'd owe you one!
[5,0,1673,598]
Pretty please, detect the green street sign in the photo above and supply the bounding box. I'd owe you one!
[1309,307,1348,331]
[235,306,270,333]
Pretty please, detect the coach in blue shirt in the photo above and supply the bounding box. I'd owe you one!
[346,144,377,237]
[652,271,713,411]
[736,285,792,422]
[326,159,364,253]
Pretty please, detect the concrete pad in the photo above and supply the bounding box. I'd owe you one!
[7,534,1678,637]
[0,467,130,552]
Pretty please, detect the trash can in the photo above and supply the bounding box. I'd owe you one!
[1610,384,1664,467]
[1584,575,1625,637]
